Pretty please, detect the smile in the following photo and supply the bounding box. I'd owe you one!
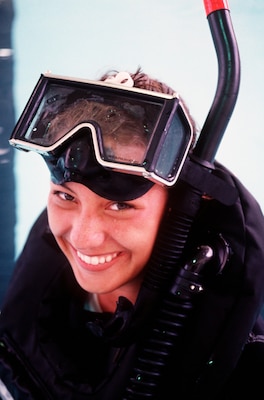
[77,251,118,266]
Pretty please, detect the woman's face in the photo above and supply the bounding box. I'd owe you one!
[47,180,168,304]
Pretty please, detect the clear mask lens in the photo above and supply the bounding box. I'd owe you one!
[10,73,194,187]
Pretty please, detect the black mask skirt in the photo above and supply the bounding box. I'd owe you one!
[43,133,154,201]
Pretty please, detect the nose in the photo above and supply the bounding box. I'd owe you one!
[70,208,107,250]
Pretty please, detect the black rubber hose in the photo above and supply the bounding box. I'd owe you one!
[130,183,203,331]
[123,246,211,399]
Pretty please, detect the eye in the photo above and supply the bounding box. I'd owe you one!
[109,202,134,211]
[54,190,75,202]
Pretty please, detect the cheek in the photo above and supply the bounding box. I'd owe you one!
[128,211,165,263]
[47,198,69,239]
[134,196,168,260]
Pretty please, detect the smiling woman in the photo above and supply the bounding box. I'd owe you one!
[47,180,168,309]
[0,0,264,398]
[0,66,264,399]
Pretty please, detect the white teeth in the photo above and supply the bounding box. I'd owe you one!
[77,251,118,265]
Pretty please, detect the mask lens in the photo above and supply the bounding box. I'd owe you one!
[154,108,192,182]
[23,83,162,167]
[10,74,193,187]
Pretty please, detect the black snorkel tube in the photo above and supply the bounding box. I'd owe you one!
[194,0,241,162]
[120,1,241,399]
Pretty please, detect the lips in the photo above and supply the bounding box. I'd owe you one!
[77,251,118,266]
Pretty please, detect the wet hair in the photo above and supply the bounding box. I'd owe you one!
[48,98,148,155]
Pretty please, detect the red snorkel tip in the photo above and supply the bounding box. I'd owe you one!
[204,0,229,16]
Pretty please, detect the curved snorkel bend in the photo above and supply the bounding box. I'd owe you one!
[120,1,241,399]
[194,0,241,162]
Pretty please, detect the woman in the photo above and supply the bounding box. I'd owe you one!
[0,69,264,399]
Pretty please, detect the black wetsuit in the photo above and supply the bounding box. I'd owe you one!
[1,163,264,399]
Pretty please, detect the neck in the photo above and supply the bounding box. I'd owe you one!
[98,284,141,313]
[94,273,145,313]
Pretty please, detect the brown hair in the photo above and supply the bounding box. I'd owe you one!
[100,67,197,143]
[47,98,149,165]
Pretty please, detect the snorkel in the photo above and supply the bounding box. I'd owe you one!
[121,0,241,398]
[194,0,240,161]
